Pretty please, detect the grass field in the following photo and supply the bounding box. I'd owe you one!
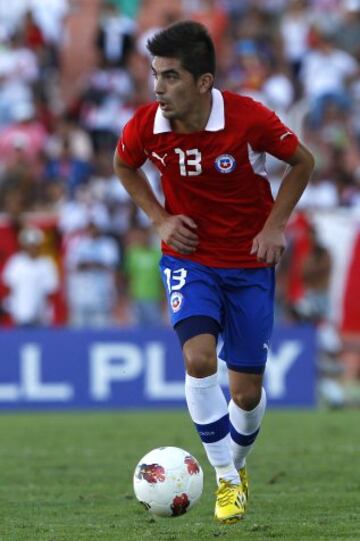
[0,410,359,541]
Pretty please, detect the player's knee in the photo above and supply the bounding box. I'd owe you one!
[231,387,262,411]
[183,348,217,378]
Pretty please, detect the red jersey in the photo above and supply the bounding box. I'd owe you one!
[116,89,298,267]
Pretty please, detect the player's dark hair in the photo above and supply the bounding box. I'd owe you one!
[147,20,216,80]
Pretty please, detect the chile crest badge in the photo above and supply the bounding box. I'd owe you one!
[214,154,237,174]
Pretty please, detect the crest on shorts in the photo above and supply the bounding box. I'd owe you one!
[170,292,184,313]
[214,154,237,174]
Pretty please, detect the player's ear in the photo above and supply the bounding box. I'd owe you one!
[198,73,214,94]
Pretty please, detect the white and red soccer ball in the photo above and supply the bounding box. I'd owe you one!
[133,446,203,517]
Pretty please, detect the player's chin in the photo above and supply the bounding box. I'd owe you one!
[160,105,176,118]
[161,110,175,119]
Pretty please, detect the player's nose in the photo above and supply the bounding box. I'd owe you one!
[154,78,165,95]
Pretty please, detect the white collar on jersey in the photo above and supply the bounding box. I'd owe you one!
[153,88,224,134]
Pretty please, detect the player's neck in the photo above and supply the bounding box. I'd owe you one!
[171,93,212,134]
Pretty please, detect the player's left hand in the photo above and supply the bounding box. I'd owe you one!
[250,227,286,265]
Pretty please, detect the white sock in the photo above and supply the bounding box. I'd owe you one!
[229,387,267,470]
[185,372,239,485]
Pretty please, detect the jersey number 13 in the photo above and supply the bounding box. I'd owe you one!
[174,148,202,176]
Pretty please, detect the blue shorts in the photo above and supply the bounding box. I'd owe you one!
[159,255,275,374]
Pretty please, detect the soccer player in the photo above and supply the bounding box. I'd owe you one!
[114,21,314,524]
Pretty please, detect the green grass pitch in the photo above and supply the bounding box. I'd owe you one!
[0,410,359,541]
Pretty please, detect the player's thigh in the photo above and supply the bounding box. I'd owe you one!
[220,267,275,374]
[159,255,223,328]
[159,256,223,376]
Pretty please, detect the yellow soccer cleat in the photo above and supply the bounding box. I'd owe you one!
[239,466,249,503]
[214,479,247,524]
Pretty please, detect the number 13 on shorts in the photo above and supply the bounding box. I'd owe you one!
[163,267,188,292]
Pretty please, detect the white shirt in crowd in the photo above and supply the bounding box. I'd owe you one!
[2,253,59,325]
[65,233,120,326]
[280,10,311,63]
[300,48,358,99]
[0,0,69,43]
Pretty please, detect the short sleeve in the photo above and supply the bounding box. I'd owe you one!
[116,116,147,168]
[248,101,299,161]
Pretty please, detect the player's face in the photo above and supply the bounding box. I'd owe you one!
[151,57,204,121]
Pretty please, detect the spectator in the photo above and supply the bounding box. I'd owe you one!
[44,138,93,198]
[28,0,69,47]
[0,101,47,171]
[46,113,94,162]
[0,198,23,324]
[0,101,49,212]
[2,227,59,326]
[79,59,134,151]
[22,10,46,53]
[0,31,39,126]
[280,0,311,79]
[292,225,332,322]
[65,217,120,327]
[89,149,133,240]
[336,0,360,57]
[96,1,136,68]
[300,26,359,127]
[58,185,111,236]
[0,0,68,46]
[123,226,163,326]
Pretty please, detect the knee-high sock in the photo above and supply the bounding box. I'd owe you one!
[229,387,267,470]
[185,372,239,484]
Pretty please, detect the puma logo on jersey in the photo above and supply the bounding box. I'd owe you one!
[280,131,292,141]
[151,151,168,166]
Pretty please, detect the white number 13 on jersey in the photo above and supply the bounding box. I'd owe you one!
[174,148,202,176]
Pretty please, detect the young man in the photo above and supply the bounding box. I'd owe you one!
[114,21,314,524]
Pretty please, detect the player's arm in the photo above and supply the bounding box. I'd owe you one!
[113,151,198,255]
[251,142,315,265]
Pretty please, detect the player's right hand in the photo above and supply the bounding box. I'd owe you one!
[156,214,199,254]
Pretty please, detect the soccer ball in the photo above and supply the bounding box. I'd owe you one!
[133,446,203,517]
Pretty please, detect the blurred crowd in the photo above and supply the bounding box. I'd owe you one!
[0,0,360,401]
